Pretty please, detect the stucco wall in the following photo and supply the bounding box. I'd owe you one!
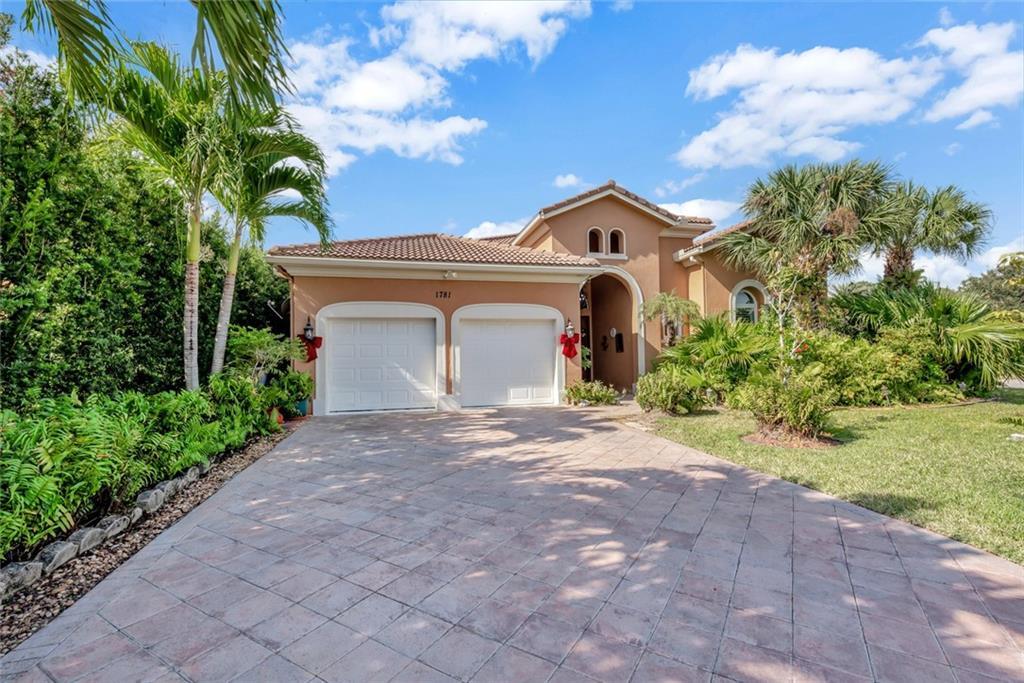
[288,275,583,398]
[701,252,765,316]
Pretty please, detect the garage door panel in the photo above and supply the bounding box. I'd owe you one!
[459,318,556,407]
[326,317,436,412]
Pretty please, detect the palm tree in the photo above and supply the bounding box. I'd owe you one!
[865,182,991,287]
[105,42,231,390]
[20,0,290,107]
[641,290,700,345]
[209,113,331,375]
[723,160,895,327]
[832,283,1023,390]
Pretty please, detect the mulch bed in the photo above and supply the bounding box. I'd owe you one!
[742,428,842,449]
[0,424,298,656]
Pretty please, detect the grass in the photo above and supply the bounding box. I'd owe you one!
[654,389,1024,564]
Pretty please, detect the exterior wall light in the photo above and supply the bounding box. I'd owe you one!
[303,316,315,341]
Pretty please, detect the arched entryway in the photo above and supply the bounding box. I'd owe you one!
[581,273,636,391]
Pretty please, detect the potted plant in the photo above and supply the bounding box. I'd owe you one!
[259,385,289,425]
[270,370,315,419]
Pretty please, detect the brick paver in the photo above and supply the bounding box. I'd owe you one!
[3,408,1022,681]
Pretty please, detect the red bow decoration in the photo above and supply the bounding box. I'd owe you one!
[559,332,581,359]
[299,336,323,362]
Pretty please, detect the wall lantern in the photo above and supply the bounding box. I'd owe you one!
[303,316,316,341]
[565,319,575,337]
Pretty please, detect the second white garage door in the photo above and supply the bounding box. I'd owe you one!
[458,318,556,407]
[325,317,436,412]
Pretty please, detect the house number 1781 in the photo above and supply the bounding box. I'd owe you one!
[435,291,452,299]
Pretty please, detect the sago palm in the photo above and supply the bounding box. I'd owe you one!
[865,182,991,287]
[20,0,290,107]
[209,113,331,375]
[725,160,895,327]
[105,42,232,390]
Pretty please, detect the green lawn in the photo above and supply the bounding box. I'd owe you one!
[654,389,1024,564]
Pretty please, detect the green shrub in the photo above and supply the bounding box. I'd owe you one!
[269,371,315,417]
[636,364,710,414]
[0,383,277,559]
[733,366,837,438]
[564,380,619,406]
[227,326,304,383]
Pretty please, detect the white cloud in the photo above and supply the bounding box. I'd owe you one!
[955,110,995,130]
[938,7,954,28]
[921,22,1024,127]
[851,236,1024,288]
[944,142,962,156]
[677,44,942,168]
[611,0,634,12]
[654,173,706,198]
[0,45,54,69]
[978,236,1024,270]
[463,217,528,238]
[382,1,591,70]
[659,199,741,225]
[285,3,590,176]
[553,173,584,188]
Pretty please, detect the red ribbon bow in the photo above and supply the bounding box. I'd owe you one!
[559,332,581,359]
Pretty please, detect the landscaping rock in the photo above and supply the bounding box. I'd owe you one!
[1,562,42,594]
[156,478,182,499]
[198,459,213,475]
[183,466,201,484]
[129,506,144,524]
[67,527,105,554]
[97,515,129,539]
[136,489,164,513]
[35,542,77,575]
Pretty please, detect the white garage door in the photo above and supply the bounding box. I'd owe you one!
[326,317,436,412]
[459,319,556,407]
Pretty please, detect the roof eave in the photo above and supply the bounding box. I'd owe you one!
[266,254,600,281]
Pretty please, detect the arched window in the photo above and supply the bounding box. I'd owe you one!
[587,228,603,254]
[733,288,758,322]
[608,229,625,255]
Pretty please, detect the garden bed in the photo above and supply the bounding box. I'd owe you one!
[0,426,295,655]
[654,388,1024,563]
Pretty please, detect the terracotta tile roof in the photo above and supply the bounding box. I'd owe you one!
[476,234,517,246]
[537,180,714,226]
[268,233,600,267]
[693,219,754,245]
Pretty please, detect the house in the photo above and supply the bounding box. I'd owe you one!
[267,180,765,414]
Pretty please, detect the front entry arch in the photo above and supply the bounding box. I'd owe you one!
[585,273,637,391]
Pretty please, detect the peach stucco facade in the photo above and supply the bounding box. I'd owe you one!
[268,181,762,411]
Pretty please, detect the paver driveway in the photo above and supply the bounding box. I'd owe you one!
[3,408,1023,682]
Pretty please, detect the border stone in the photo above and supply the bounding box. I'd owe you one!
[136,489,165,513]
[183,466,200,484]
[129,507,144,524]
[1,562,42,596]
[35,542,77,575]
[97,515,129,540]
[67,528,105,554]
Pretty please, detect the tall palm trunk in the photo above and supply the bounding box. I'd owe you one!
[210,222,244,375]
[884,245,915,285]
[183,202,202,390]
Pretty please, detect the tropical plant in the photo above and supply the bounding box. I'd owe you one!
[642,290,701,345]
[832,284,1024,391]
[722,160,895,327]
[104,42,233,390]
[564,380,619,406]
[226,325,303,383]
[636,364,710,415]
[732,365,837,439]
[657,315,773,398]
[268,370,314,417]
[209,110,330,375]
[18,0,290,107]
[864,182,991,287]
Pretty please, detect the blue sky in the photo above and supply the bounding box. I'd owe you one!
[10,1,1024,286]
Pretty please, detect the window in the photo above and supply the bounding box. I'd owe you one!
[587,228,603,254]
[609,229,624,255]
[733,289,758,322]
